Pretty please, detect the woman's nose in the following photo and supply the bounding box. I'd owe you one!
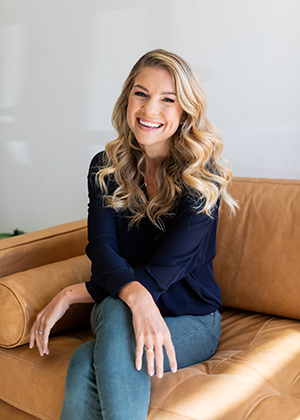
[142,97,159,116]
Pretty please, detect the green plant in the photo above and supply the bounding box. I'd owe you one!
[0,229,26,240]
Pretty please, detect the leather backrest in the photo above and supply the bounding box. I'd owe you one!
[214,178,300,319]
[0,219,88,278]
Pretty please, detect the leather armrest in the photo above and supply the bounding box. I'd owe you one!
[0,254,93,348]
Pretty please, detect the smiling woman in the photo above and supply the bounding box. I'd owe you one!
[30,49,238,420]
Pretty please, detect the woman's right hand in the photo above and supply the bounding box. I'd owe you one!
[118,282,177,379]
[29,290,70,356]
[29,283,94,356]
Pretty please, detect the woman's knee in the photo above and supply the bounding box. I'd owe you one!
[91,297,137,365]
[91,296,132,335]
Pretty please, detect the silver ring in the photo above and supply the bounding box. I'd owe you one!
[145,347,154,353]
[36,330,44,335]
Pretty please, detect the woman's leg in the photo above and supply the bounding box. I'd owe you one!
[91,296,150,420]
[60,340,102,420]
[60,297,149,420]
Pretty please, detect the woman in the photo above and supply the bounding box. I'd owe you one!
[30,49,237,419]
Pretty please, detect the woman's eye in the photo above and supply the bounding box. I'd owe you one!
[163,97,175,103]
[134,91,147,97]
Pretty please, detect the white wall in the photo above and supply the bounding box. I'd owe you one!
[1,0,299,233]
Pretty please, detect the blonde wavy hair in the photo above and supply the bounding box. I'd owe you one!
[95,49,237,230]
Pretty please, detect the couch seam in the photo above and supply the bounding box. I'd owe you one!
[0,396,52,420]
[155,371,206,408]
[231,178,300,186]
[149,406,197,420]
[244,394,277,420]
[243,392,298,420]
[248,316,276,349]
[286,372,300,395]
[0,284,25,348]
[210,349,243,373]
[0,349,68,378]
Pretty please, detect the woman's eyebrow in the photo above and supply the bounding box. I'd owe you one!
[133,84,177,96]
[133,84,148,92]
[162,91,177,96]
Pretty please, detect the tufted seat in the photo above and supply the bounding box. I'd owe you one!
[149,309,300,419]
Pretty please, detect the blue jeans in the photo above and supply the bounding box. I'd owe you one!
[60,296,221,420]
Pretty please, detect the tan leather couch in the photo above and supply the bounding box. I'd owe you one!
[1,177,300,420]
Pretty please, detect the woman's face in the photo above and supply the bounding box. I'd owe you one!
[126,66,184,158]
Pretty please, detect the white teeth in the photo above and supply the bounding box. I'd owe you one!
[138,119,161,128]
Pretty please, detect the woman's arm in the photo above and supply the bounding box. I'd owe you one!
[29,283,94,356]
[85,152,139,302]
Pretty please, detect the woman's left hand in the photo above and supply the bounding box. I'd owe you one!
[118,281,177,378]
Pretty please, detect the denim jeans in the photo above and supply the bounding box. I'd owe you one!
[60,296,221,420]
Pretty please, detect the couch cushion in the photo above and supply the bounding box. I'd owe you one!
[0,255,93,348]
[214,178,300,320]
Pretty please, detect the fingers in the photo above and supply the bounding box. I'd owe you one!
[29,316,50,356]
[136,337,177,379]
[135,337,144,372]
[145,346,155,377]
[29,324,36,349]
[143,343,176,378]
[135,334,160,377]
[151,345,163,378]
[165,341,177,374]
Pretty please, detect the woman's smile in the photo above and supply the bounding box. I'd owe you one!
[137,118,164,130]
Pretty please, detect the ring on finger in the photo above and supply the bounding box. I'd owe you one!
[36,330,44,335]
[145,346,154,353]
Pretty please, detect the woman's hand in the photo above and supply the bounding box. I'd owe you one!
[29,290,70,356]
[118,282,177,379]
[29,283,94,356]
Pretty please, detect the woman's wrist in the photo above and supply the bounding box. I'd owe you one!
[118,281,152,310]
[61,283,94,306]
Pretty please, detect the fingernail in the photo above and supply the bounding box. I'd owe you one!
[157,372,163,379]
[149,371,154,376]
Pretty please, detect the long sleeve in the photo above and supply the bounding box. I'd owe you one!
[85,154,138,302]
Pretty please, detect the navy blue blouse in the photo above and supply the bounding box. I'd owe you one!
[85,152,222,317]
